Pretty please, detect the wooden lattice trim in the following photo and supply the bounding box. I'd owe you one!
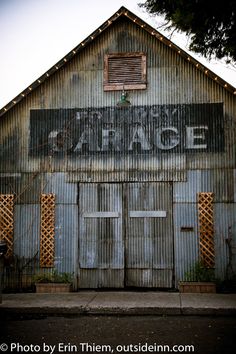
[198,192,215,268]
[0,194,14,258]
[40,194,55,267]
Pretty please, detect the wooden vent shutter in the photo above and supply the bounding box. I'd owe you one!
[104,52,147,91]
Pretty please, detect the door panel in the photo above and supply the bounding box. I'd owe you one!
[125,183,173,287]
[79,183,124,288]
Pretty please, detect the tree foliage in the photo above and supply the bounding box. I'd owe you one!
[139,0,236,63]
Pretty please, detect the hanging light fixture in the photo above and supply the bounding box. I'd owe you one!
[117,87,131,107]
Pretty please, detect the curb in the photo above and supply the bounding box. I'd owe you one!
[1,306,236,316]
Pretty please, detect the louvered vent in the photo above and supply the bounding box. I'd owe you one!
[104,52,147,91]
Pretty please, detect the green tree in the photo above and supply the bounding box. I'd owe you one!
[139,0,236,63]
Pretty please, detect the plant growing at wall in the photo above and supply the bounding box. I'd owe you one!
[33,270,72,284]
[3,252,39,292]
[179,261,217,293]
[184,261,215,282]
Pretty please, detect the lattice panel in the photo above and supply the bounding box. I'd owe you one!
[0,194,14,258]
[198,192,215,268]
[40,194,55,267]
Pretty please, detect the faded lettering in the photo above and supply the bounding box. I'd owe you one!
[48,131,73,152]
[186,126,208,149]
[155,127,179,150]
[30,104,224,156]
[129,125,152,151]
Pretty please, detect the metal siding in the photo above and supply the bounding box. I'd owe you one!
[17,173,42,204]
[67,170,186,183]
[12,203,78,287]
[5,204,41,290]
[214,204,236,280]
[234,169,236,203]
[54,205,78,277]
[125,269,173,288]
[174,202,236,286]
[0,174,21,196]
[174,170,234,203]
[173,203,199,287]
[42,172,77,204]
[0,173,77,204]
[14,204,40,259]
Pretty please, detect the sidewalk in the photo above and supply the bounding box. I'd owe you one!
[1,291,236,316]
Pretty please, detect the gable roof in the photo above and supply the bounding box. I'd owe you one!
[1,6,235,117]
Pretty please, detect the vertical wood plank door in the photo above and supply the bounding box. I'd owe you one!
[125,183,173,288]
[78,183,124,288]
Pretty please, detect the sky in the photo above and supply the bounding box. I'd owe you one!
[0,0,236,108]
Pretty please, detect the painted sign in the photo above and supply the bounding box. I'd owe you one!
[29,103,224,156]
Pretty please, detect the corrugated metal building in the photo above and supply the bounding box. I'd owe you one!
[0,7,235,290]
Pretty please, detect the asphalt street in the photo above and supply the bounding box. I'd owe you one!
[0,315,236,354]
